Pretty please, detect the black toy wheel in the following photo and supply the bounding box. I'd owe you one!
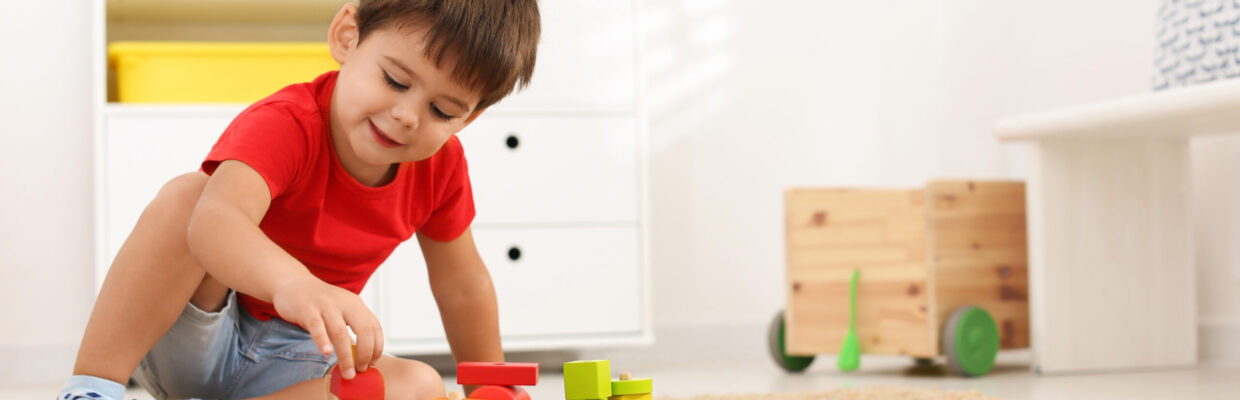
[767,309,815,372]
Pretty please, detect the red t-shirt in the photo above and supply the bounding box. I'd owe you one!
[201,71,475,322]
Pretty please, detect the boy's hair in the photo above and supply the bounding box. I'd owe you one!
[357,0,540,109]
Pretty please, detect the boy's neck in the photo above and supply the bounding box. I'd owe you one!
[328,123,400,188]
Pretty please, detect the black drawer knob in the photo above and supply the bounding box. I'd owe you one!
[505,134,520,149]
[507,246,522,261]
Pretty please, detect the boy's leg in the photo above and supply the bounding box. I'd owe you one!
[71,172,229,385]
[248,356,445,400]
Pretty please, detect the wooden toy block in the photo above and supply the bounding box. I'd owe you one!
[434,391,474,400]
[610,373,652,396]
[609,394,652,400]
[563,360,611,400]
[329,365,385,400]
[434,391,466,400]
[470,385,531,400]
[457,362,540,386]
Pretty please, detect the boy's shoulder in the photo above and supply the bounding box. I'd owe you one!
[238,71,336,126]
[212,71,336,151]
[202,72,337,193]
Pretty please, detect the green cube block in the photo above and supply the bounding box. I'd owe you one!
[611,377,653,396]
[564,360,612,400]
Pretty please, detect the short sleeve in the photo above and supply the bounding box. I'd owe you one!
[200,102,314,199]
[418,139,476,241]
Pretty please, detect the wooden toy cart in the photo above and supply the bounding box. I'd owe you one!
[767,181,1030,376]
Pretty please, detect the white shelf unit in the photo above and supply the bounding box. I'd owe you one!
[92,0,651,355]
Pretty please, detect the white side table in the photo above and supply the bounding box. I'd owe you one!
[995,79,1240,374]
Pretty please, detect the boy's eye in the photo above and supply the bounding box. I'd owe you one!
[382,71,409,91]
[430,104,455,120]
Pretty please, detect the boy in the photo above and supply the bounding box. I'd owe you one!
[59,1,540,399]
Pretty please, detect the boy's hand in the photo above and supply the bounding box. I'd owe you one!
[272,276,383,380]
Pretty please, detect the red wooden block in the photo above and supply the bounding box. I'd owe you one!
[470,385,531,400]
[330,365,385,400]
[457,362,540,386]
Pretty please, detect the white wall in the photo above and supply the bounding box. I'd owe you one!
[642,0,1240,364]
[0,1,96,386]
[643,0,1145,328]
[5,0,1239,385]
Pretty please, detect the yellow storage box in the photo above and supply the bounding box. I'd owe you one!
[108,42,338,103]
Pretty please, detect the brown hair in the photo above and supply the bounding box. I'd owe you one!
[356,0,540,109]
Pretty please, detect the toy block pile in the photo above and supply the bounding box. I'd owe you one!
[327,358,652,400]
[457,362,541,400]
[563,360,653,400]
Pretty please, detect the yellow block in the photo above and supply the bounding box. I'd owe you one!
[610,394,653,400]
[109,41,339,103]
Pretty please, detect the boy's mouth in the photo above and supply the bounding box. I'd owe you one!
[369,120,404,148]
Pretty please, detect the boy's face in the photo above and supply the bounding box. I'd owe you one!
[330,17,485,175]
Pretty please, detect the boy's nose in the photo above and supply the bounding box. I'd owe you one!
[391,106,419,130]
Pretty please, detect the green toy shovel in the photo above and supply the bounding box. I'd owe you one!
[837,269,861,372]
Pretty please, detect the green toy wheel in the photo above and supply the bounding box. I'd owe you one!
[767,309,815,373]
[942,306,1000,377]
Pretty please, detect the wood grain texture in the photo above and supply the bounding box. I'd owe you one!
[785,189,934,357]
[783,182,1031,358]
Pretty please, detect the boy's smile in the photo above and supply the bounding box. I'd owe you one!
[328,15,485,187]
[369,119,403,148]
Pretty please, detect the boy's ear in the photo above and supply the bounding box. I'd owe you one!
[328,3,361,64]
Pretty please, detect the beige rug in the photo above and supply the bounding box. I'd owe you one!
[659,388,1005,400]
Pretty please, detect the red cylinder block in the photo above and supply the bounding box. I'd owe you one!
[469,385,531,400]
[330,366,386,400]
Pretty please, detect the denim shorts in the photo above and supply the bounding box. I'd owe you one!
[132,290,337,399]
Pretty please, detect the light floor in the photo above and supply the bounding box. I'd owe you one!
[7,350,1238,399]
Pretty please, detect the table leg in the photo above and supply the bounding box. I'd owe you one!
[1027,136,1198,374]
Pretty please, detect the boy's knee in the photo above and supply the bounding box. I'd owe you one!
[157,172,209,206]
[386,359,445,400]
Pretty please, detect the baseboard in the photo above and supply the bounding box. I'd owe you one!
[572,321,768,370]
[415,321,766,374]
[0,341,79,387]
[1200,318,1240,366]
[572,321,1032,372]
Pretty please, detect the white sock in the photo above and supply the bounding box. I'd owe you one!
[57,375,126,400]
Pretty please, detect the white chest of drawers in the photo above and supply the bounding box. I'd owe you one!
[94,0,650,354]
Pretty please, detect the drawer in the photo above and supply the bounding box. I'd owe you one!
[459,115,639,224]
[382,226,643,343]
[494,0,636,112]
[102,111,642,257]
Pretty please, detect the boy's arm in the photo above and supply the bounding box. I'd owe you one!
[187,160,382,378]
[419,228,504,393]
[187,160,307,302]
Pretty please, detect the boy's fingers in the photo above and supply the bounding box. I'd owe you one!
[354,329,374,373]
[345,299,383,369]
[372,321,384,368]
[304,316,333,355]
[325,316,355,380]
